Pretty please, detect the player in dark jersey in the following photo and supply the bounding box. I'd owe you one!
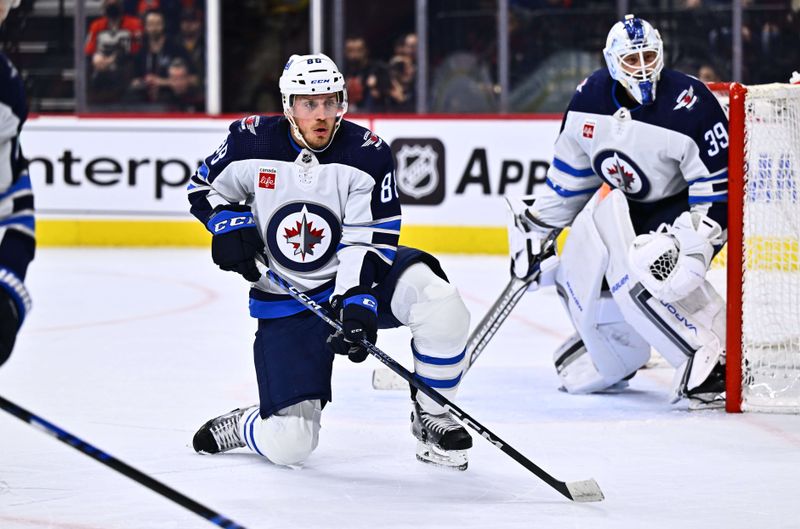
[0,0,34,367]
[189,54,474,469]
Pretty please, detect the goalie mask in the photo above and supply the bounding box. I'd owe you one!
[279,53,348,153]
[603,14,664,106]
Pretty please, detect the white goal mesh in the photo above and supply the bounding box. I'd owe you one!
[738,84,800,412]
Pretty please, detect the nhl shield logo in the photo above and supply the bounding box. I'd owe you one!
[266,202,341,272]
[391,138,446,205]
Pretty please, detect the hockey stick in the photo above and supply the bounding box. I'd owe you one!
[0,394,248,529]
[262,266,604,503]
[372,230,560,390]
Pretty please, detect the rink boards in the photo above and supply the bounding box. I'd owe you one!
[23,114,562,253]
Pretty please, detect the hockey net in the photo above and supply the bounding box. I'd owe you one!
[708,82,800,413]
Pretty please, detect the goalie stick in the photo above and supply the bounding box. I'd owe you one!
[261,263,603,503]
[0,395,247,529]
[372,230,560,390]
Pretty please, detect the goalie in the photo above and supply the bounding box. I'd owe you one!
[508,15,728,409]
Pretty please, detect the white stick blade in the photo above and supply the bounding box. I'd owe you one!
[371,368,408,390]
[566,479,605,502]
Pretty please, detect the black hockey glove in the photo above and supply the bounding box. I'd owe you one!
[326,286,378,363]
[0,289,20,367]
[206,204,263,282]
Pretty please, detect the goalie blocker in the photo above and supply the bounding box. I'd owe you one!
[553,187,726,408]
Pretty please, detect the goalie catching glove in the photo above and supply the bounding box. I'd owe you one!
[628,211,723,303]
[206,204,263,282]
[326,286,378,363]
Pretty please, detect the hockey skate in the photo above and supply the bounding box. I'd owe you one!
[192,408,247,454]
[410,401,472,471]
[686,360,726,411]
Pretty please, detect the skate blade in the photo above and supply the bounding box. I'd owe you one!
[415,441,468,471]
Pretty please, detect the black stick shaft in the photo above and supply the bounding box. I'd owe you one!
[266,269,603,502]
[0,395,248,529]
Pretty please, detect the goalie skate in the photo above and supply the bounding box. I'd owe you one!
[192,408,247,454]
[411,402,472,471]
[687,361,726,411]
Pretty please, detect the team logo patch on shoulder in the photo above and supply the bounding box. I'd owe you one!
[673,85,698,111]
[258,167,277,189]
[592,150,650,200]
[361,130,383,149]
[239,115,261,135]
[582,121,595,139]
[266,202,341,272]
[576,78,588,92]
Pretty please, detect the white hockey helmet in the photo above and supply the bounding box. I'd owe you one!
[603,14,664,105]
[279,53,348,152]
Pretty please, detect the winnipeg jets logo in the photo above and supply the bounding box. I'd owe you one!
[239,115,260,135]
[606,156,636,191]
[395,144,439,199]
[592,150,651,200]
[266,202,341,272]
[361,130,383,148]
[673,86,698,111]
[283,211,325,261]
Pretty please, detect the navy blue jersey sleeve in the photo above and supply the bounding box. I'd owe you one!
[673,77,730,230]
[335,128,401,293]
[0,53,34,326]
[187,115,279,224]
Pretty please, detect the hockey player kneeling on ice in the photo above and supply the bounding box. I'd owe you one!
[507,14,728,410]
[188,53,472,469]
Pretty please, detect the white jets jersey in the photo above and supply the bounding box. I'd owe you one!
[188,116,399,319]
[532,69,729,231]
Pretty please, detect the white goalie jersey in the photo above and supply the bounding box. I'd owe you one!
[532,68,730,234]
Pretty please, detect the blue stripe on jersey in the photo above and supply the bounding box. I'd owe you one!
[198,163,209,179]
[249,287,334,319]
[414,372,463,389]
[0,174,31,202]
[344,219,402,231]
[546,178,599,197]
[687,171,728,184]
[412,344,466,366]
[0,214,34,231]
[689,194,727,205]
[245,408,265,457]
[551,157,595,177]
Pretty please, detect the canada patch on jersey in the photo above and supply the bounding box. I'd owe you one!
[592,150,651,200]
[266,202,341,272]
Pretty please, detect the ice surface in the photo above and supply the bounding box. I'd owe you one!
[1,249,799,529]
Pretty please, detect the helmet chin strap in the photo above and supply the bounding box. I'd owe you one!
[285,112,343,154]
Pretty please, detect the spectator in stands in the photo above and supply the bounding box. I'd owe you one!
[697,63,721,83]
[343,36,385,112]
[387,54,416,112]
[178,6,204,82]
[158,57,204,112]
[129,9,191,105]
[85,0,143,103]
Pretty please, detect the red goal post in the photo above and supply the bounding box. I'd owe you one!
[706,81,800,413]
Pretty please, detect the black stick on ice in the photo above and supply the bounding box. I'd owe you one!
[262,265,604,503]
[0,395,248,529]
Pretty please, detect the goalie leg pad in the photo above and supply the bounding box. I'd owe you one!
[240,399,322,466]
[554,194,651,393]
[391,263,470,415]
